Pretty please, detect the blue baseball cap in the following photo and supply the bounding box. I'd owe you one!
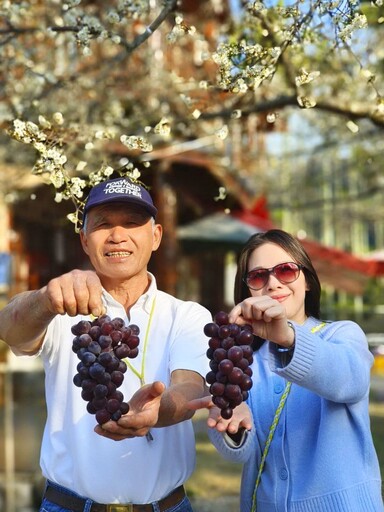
[83,177,157,219]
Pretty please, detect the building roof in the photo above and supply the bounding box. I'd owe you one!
[178,207,384,295]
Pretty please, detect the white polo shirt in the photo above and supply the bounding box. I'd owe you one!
[38,274,212,504]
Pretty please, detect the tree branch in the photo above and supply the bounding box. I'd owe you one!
[199,94,384,128]
[124,0,178,52]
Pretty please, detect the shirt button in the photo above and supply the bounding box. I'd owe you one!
[279,468,288,480]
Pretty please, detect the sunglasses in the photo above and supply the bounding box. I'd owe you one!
[243,262,304,291]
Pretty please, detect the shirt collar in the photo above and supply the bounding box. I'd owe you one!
[101,272,157,314]
[136,272,157,314]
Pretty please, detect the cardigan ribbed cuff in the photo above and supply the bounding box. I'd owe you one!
[269,322,318,382]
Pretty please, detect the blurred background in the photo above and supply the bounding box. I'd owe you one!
[0,1,383,510]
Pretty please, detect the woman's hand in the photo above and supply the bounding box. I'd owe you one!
[229,296,294,348]
[188,396,252,434]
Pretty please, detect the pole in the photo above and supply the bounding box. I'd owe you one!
[3,361,15,512]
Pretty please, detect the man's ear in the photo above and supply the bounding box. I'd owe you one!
[152,224,163,252]
[80,229,90,256]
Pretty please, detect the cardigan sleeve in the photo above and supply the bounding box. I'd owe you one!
[269,319,373,403]
[207,422,257,464]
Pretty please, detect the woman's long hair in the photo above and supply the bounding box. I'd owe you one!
[234,229,321,319]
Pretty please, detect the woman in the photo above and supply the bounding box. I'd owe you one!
[190,229,383,512]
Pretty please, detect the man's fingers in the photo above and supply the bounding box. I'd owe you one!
[84,273,105,317]
[73,272,103,316]
[45,270,103,317]
[150,381,166,397]
[45,276,77,315]
[94,425,143,441]
[187,396,213,411]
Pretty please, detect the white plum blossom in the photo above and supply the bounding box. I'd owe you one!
[154,118,171,137]
[70,177,87,198]
[120,134,153,152]
[55,192,64,203]
[53,113,64,125]
[295,69,321,87]
[216,125,229,140]
[2,0,382,235]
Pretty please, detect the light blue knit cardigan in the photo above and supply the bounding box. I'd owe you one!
[208,317,384,512]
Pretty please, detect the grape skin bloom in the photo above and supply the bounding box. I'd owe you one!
[204,311,254,419]
[71,315,140,425]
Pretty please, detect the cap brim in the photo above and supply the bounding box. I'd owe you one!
[84,197,157,218]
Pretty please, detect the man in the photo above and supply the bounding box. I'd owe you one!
[0,176,212,511]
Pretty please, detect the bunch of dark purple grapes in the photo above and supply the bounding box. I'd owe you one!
[72,314,140,425]
[204,311,254,420]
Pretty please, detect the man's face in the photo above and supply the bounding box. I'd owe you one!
[80,203,162,283]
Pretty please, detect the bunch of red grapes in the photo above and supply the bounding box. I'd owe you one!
[204,311,254,419]
[72,314,140,425]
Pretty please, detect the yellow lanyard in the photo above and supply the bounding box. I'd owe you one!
[311,321,326,333]
[251,320,327,511]
[124,296,156,386]
[251,381,292,512]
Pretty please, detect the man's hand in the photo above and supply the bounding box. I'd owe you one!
[95,370,206,440]
[0,269,105,354]
[44,269,105,317]
[94,381,166,441]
